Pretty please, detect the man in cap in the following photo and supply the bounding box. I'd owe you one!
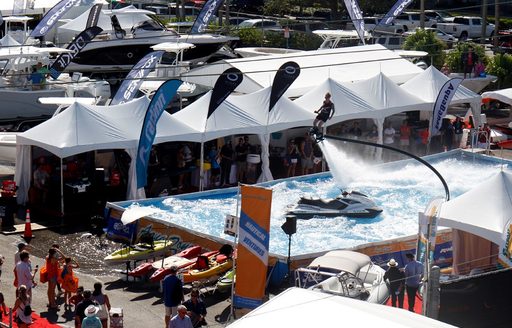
[383,258,405,308]
[163,265,183,328]
[82,304,102,328]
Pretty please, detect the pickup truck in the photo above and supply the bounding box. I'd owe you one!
[437,16,494,41]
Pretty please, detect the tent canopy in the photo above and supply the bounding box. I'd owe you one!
[16,96,202,158]
[438,170,512,246]
[182,44,424,98]
[227,287,456,328]
[481,88,512,106]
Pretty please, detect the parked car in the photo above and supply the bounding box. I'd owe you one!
[393,12,437,32]
[347,16,403,34]
[371,34,405,50]
[238,19,282,31]
[403,27,458,48]
[289,20,329,33]
[424,10,455,24]
[228,17,250,26]
[437,16,495,41]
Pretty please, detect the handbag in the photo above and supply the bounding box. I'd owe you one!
[39,265,48,284]
[23,304,32,317]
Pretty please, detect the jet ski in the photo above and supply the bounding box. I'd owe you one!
[286,190,382,219]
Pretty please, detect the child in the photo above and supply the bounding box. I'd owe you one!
[68,286,84,308]
[61,257,79,308]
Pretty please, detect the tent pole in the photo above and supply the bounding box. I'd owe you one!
[60,157,64,223]
[229,183,241,321]
[199,142,204,191]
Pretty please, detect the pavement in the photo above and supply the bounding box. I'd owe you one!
[0,230,237,328]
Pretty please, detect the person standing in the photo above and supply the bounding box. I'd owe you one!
[462,45,478,79]
[91,282,111,328]
[183,289,207,327]
[299,133,314,175]
[45,248,61,310]
[219,141,233,187]
[284,139,299,178]
[383,259,405,308]
[312,92,335,133]
[169,305,194,328]
[82,305,102,328]
[61,257,79,309]
[234,137,248,183]
[404,253,424,312]
[365,124,379,158]
[383,122,396,161]
[15,251,36,299]
[14,285,32,327]
[399,120,411,152]
[453,116,465,148]
[75,290,96,328]
[207,144,220,188]
[443,119,455,151]
[163,265,184,328]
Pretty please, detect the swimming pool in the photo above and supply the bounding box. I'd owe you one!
[113,148,511,257]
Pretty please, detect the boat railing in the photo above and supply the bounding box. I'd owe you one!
[294,267,338,288]
[469,129,491,154]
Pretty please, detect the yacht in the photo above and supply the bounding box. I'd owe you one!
[57,6,237,75]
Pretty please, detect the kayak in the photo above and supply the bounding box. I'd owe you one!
[151,245,202,270]
[150,249,217,283]
[216,269,235,293]
[182,257,233,284]
[104,240,173,265]
[128,262,154,277]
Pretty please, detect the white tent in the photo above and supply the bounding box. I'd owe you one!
[401,66,482,126]
[182,44,424,98]
[173,87,315,186]
[481,88,512,106]
[227,287,457,328]
[438,170,512,271]
[438,170,512,247]
[15,97,202,205]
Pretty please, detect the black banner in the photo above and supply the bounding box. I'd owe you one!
[269,61,300,112]
[207,67,243,118]
[49,26,103,79]
[438,268,512,327]
[86,3,102,28]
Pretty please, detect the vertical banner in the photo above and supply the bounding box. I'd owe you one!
[343,0,365,44]
[30,0,83,38]
[190,0,225,34]
[498,220,512,268]
[269,61,300,112]
[49,26,103,79]
[207,67,243,118]
[12,0,25,15]
[111,51,165,105]
[378,0,414,26]
[86,3,103,28]
[416,198,444,265]
[430,78,463,137]
[234,185,272,309]
[136,79,183,188]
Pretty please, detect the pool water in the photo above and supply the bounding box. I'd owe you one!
[121,147,510,256]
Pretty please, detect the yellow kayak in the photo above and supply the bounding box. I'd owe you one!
[183,258,233,283]
[104,240,173,265]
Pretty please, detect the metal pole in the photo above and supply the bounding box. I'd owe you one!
[229,184,241,320]
[481,0,488,45]
[494,0,500,48]
[287,234,292,279]
[199,141,204,191]
[420,0,425,29]
[425,266,441,319]
[60,157,64,220]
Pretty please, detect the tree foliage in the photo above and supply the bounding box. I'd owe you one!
[486,53,512,89]
[444,42,487,72]
[403,29,446,68]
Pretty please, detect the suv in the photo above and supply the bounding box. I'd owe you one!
[394,12,436,32]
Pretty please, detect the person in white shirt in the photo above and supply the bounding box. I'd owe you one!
[15,251,36,298]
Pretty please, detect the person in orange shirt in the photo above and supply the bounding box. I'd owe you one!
[399,120,411,152]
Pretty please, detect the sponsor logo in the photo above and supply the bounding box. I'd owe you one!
[384,0,414,25]
[198,0,221,33]
[39,0,81,35]
[120,54,160,104]
[434,81,458,131]
[227,72,239,82]
[284,65,297,75]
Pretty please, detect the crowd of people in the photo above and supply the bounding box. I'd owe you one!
[3,242,113,328]
[162,265,207,328]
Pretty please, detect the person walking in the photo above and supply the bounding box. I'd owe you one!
[82,305,102,328]
[163,265,184,328]
[312,92,335,133]
[169,304,194,328]
[91,282,111,328]
[383,259,405,308]
[404,253,424,312]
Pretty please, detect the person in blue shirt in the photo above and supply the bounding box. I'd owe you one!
[169,305,193,328]
[163,266,183,328]
[404,253,424,312]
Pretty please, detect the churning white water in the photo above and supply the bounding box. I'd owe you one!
[126,146,510,256]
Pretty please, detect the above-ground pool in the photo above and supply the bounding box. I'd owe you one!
[114,147,511,257]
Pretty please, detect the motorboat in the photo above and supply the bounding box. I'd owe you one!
[286,190,383,219]
[57,6,237,75]
[295,250,389,304]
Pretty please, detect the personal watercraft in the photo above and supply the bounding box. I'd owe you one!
[286,191,382,219]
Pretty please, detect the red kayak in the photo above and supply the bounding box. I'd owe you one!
[150,249,219,283]
[129,245,201,278]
